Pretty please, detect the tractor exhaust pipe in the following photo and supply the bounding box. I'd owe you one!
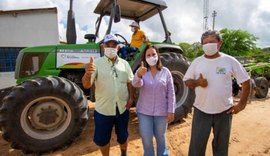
[66,0,77,44]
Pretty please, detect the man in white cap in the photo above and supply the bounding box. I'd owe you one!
[119,21,147,60]
[82,34,134,156]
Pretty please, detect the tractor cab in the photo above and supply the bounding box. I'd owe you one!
[91,0,171,43]
[86,0,182,71]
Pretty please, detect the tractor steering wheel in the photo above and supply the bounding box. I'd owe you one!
[114,33,128,46]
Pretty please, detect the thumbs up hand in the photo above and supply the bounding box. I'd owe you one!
[85,57,96,76]
[197,73,208,87]
[137,61,147,78]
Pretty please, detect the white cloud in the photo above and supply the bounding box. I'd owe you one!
[1,0,269,47]
[259,0,270,12]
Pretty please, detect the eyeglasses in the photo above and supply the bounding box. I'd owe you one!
[111,65,118,78]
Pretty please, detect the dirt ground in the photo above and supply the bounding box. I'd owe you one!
[1,94,270,156]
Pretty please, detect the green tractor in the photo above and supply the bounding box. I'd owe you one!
[232,62,270,98]
[0,0,195,153]
[245,63,270,98]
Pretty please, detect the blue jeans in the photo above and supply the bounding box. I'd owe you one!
[119,46,138,59]
[188,107,232,156]
[137,113,168,156]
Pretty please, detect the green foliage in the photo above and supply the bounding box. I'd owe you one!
[179,42,193,58]
[252,52,270,63]
[192,42,204,58]
[220,28,258,56]
[179,42,203,61]
[262,47,270,52]
[179,28,266,62]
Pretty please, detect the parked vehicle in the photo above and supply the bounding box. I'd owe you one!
[233,62,270,98]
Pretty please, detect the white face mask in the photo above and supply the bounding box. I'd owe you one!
[104,48,118,59]
[131,27,135,32]
[146,56,158,66]
[202,43,218,56]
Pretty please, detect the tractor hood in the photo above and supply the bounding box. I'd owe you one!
[94,0,167,21]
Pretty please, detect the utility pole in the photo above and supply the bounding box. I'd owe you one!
[203,0,209,32]
[212,10,217,30]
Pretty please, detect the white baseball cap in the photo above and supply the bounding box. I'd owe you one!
[103,34,119,44]
[129,21,139,28]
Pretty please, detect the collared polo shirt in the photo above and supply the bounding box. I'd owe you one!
[91,56,134,116]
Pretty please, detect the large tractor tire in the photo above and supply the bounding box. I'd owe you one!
[0,76,89,153]
[160,53,195,121]
[59,70,95,102]
[0,87,14,130]
[254,77,269,98]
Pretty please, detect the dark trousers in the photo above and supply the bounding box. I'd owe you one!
[119,46,138,59]
[188,107,232,156]
[93,108,129,146]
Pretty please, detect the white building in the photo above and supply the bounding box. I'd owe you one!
[0,7,59,72]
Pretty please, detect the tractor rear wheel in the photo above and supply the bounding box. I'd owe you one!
[160,53,195,122]
[0,76,88,153]
[254,77,269,98]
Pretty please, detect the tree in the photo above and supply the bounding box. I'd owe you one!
[179,42,204,61]
[180,28,261,61]
[262,47,270,52]
[179,42,193,59]
[220,28,258,56]
[192,42,204,58]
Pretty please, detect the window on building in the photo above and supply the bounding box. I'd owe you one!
[0,47,23,72]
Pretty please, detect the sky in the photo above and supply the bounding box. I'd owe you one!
[0,0,269,48]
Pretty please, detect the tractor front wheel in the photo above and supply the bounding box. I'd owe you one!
[0,76,88,153]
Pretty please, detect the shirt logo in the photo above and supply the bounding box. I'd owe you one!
[216,67,226,74]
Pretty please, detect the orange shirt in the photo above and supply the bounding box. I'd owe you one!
[130,30,145,48]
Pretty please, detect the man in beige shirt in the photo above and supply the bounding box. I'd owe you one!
[82,34,134,156]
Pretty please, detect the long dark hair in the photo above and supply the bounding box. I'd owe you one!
[141,44,163,70]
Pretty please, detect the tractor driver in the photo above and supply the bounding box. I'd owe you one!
[119,21,147,60]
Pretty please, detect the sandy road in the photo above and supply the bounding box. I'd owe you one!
[0,94,270,156]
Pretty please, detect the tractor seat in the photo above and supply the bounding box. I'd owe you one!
[84,34,96,43]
